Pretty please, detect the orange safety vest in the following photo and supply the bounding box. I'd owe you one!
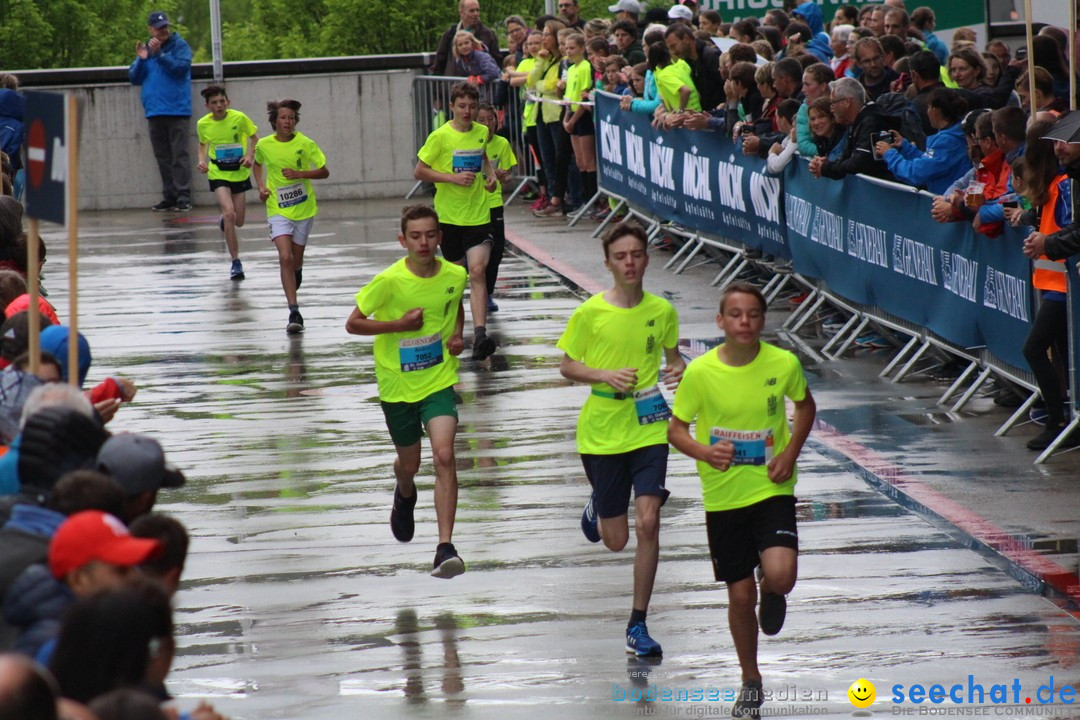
[1033,173,1068,293]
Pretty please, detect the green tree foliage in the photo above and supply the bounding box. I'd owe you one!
[1,0,643,69]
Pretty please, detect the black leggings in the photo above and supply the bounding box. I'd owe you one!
[487,206,505,296]
[1022,295,1069,425]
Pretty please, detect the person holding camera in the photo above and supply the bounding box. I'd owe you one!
[128,11,193,212]
[875,88,970,194]
[809,77,896,181]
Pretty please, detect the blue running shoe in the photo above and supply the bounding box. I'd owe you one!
[626,621,662,657]
[487,296,499,312]
[581,497,600,543]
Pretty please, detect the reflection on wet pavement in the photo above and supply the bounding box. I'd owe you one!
[43,202,1080,719]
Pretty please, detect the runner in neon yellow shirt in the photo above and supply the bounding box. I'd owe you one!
[414,82,499,361]
[668,282,815,720]
[557,222,684,658]
[253,99,329,334]
[347,205,468,579]
[196,85,258,281]
[475,103,517,314]
[648,42,701,112]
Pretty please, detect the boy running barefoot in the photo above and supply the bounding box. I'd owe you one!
[196,85,257,280]
[558,222,684,657]
[346,205,469,579]
[253,99,329,334]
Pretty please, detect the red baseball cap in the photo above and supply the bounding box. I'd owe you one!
[49,511,162,579]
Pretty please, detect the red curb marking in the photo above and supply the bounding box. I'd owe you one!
[505,227,605,295]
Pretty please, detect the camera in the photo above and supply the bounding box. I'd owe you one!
[740,125,754,136]
[873,130,894,144]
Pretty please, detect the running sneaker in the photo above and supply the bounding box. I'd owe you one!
[733,679,764,719]
[520,188,539,201]
[625,621,662,657]
[758,590,787,636]
[533,204,562,218]
[151,200,176,212]
[431,542,466,579]
[230,259,245,281]
[472,332,497,360]
[487,297,499,313]
[390,486,417,543]
[174,201,192,212]
[1026,423,1079,451]
[219,215,225,232]
[787,291,810,306]
[529,194,548,211]
[1028,404,1048,426]
[854,333,889,349]
[581,497,600,543]
[286,310,304,334]
[294,268,303,290]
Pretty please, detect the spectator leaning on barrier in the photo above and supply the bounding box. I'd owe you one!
[433,0,502,76]
[741,58,801,159]
[809,76,896,181]
[948,46,1018,111]
[448,31,501,85]
[972,105,1027,231]
[932,110,1010,232]
[796,64,835,156]
[807,96,848,161]
[1023,128,1080,283]
[128,11,193,213]
[876,88,969,194]
[664,24,725,112]
[765,99,803,174]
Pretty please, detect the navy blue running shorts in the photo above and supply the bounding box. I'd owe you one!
[581,444,670,519]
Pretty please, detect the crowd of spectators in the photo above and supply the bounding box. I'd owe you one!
[428,0,1080,447]
[0,172,222,720]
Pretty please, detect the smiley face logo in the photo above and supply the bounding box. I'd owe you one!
[848,679,876,708]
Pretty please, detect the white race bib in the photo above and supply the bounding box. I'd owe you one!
[709,427,774,466]
[275,182,307,208]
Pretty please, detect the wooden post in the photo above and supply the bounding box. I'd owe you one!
[67,94,79,388]
[1025,0,1036,126]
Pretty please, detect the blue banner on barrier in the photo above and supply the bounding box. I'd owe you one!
[594,92,789,258]
[594,96,1035,372]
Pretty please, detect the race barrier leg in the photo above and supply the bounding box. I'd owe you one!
[937,359,981,405]
[949,365,994,412]
[879,334,922,379]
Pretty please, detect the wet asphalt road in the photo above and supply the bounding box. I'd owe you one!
[35,199,1080,719]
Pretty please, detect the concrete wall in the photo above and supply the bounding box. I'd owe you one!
[56,69,417,210]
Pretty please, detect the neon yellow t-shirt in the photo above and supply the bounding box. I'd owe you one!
[517,57,539,128]
[565,58,593,113]
[416,121,490,227]
[671,342,808,511]
[196,109,257,182]
[254,131,326,221]
[355,257,467,403]
[485,133,517,209]
[557,292,679,455]
[654,59,702,112]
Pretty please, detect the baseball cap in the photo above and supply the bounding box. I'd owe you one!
[608,0,643,14]
[148,11,170,28]
[49,511,161,579]
[668,4,693,20]
[96,434,186,496]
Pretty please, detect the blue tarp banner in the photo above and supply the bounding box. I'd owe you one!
[594,92,789,258]
[595,92,1035,371]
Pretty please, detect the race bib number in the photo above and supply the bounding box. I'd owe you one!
[276,182,307,208]
[451,149,483,174]
[709,428,774,466]
[213,143,244,171]
[399,333,444,372]
[633,386,671,425]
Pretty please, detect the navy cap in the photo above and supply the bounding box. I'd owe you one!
[148,11,170,28]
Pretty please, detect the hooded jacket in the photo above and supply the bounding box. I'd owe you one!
[127,32,192,118]
[0,90,24,171]
[794,3,834,63]
[884,121,970,194]
[3,562,73,659]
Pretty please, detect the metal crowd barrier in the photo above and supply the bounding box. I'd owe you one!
[407,74,538,202]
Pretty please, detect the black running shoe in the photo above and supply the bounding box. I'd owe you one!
[174,201,192,212]
[431,542,465,579]
[390,486,417,542]
[286,310,304,334]
[151,200,176,212]
[295,268,303,290]
[758,591,787,636]
[471,332,496,360]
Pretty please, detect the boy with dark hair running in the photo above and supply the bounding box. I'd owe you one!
[557,222,684,657]
[668,281,815,719]
[253,99,329,334]
[413,82,499,360]
[346,204,469,579]
[196,84,257,280]
[474,102,516,313]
